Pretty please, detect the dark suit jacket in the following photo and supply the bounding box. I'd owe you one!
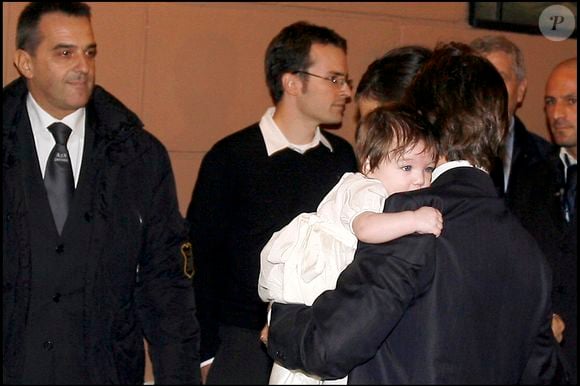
[491,116,553,200]
[509,148,577,384]
[268,166,561,384]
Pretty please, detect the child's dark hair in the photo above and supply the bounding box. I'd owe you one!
[355,104,439,173]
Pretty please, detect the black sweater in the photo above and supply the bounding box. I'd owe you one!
[186,123,357,360]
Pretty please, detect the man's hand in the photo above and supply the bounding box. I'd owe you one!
[260,323,269,346]
[200,364,211,385]
[551,313,565,343]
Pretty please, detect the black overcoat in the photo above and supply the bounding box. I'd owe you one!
[268,166,561,384]
[3,78,200,384]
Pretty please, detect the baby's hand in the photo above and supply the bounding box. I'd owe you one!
[413,206,443,237]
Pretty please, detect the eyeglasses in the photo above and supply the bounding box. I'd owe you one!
[293,71,353,89]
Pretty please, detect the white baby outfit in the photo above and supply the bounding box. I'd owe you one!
[259,172,388,385]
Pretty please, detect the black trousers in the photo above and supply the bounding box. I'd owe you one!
[206,324,273,385]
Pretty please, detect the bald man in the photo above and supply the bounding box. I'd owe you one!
[509,58,577,384]
[546,58,577,162]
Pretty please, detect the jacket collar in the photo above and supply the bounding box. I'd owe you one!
[3,77,147,167]
[432,165,498,197]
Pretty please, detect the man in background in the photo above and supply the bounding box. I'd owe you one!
[186,21,357,384]
[266,42,562,384]
[470,35,553,199]
[509,57,577,384]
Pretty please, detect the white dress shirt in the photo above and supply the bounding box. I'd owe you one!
[559,147,577,175]
[432,160,482,182]
[502,116,515,192]
[26,93,85,187]
[259,107,333,156]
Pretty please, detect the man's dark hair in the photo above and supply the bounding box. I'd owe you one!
[265,21,347,103]
[404,42,508,172]
[356,45,432,104]
[17,2,91,54]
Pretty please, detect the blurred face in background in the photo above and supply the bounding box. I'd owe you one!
[484,50,527,120]
[545,60,577,158]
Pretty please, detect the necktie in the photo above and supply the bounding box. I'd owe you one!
[564,164,577,222]
[44,122,75,234]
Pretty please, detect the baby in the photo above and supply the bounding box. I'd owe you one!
[259,105,443,384]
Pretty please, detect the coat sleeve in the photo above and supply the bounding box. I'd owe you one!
[135,143,201,384]
[185,144,233,362]
[267,230,436,379]
[519,258,568,385]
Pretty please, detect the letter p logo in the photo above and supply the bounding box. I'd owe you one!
[539,5,576,41]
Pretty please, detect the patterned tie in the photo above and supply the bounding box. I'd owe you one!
[564,164,577,222]
[45,122,75,234]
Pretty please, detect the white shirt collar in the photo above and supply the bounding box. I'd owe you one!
[559,147,577,167]
[501,116,516,191]
[505,116,515,157]
[431,160,481,182]
[258,107,333,156]
[27,93,86,135]
[26,93,86,185]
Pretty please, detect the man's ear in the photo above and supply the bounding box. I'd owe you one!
[516,78,527,107]
[282,72,301,96]
[14,49,34,79]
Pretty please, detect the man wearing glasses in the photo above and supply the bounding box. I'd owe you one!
[186,21,357,384]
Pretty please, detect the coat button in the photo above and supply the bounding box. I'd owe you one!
[55,244,64,254]
[43,341,54,351]
[84,212,93,222]
[52,293,61,303]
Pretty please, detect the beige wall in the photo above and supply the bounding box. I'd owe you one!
[3,2,577,216]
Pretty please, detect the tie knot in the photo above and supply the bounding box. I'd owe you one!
[48,122,72,145]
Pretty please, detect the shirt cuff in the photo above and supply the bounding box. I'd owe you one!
[201,357,214,368]
[267,301,273,326]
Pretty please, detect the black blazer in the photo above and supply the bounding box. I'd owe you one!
[509,147,577,384]
[491,116,553,199]
[268,166,561,384]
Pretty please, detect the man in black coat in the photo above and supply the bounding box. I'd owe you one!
[3,3,200,384]
[509,57,577,384]
[266,43,562,384]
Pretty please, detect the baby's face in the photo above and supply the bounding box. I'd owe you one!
[366,142,436,194]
